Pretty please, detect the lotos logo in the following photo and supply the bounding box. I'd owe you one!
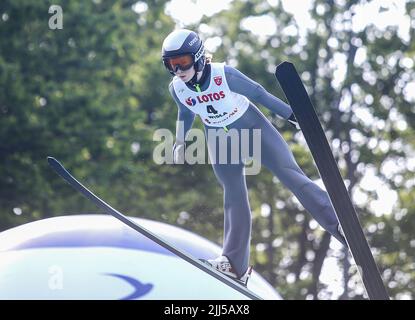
[214,76,222,86]
[185,91,226,107]
[196,91,225,103]
[185,97,197,106]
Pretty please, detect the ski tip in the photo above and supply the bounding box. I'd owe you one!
[275,61,295,76]
[47,156,58,166]
[277,60,292,66]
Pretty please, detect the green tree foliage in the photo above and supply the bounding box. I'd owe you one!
[0,0,175,227]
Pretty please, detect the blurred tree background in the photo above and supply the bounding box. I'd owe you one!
[1,0,414,299]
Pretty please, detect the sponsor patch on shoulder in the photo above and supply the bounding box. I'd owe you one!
[214,76,222,86]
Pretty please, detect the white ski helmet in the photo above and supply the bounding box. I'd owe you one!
[162,29,206,75]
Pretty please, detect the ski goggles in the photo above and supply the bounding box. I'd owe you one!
[163,54,194,73]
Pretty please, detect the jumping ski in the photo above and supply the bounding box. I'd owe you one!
[47,156,261,300]
[275,61,389,300]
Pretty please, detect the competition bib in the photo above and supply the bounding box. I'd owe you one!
[172,62,249,127]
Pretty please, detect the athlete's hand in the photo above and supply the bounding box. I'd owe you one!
[173,141,185,164]
[287,113,300,130]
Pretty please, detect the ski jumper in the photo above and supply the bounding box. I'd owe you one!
[169,62,346,278]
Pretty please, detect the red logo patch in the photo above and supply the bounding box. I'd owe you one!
[214,76,222,86]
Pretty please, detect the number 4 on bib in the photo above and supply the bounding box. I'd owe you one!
[207,105,218,114]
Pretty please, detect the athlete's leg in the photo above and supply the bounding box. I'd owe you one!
[206,127,252,277]
[249,106,346,245]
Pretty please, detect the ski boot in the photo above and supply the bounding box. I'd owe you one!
[200,255,253,287]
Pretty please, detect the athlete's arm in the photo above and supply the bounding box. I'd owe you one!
[169,82,195,143]
[224,65,293,120]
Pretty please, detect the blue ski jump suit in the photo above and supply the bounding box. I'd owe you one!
[169,63,346,278]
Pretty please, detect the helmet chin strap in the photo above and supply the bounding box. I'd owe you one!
[186,71,199,86]
[186,69,205,87]
[186,62,208,86]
